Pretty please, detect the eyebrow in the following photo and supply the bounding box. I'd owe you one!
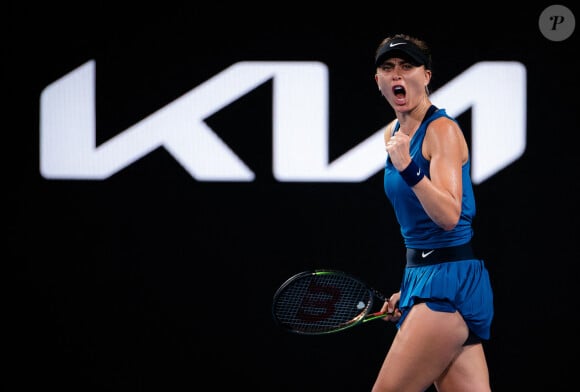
[380,58,415,66]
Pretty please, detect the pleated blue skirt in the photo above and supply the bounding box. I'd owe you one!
[396,258,494,340]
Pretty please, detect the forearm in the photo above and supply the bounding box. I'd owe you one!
[411,177,461,231]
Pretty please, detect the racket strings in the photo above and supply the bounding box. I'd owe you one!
[273,273,372,334]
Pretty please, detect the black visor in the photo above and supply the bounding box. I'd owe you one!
[375,38,429,68]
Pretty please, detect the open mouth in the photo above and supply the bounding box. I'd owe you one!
[393,85,406,97]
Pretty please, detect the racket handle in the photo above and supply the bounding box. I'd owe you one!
[363,310,394,323]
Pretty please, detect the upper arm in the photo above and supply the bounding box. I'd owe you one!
[423,118,469,203]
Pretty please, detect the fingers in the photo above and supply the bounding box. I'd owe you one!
[385,135,401,150]
[381,296,402,323]
[385,135,411,171]
[386,300,399,316]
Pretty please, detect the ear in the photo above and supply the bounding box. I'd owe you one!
[424,69,432,85]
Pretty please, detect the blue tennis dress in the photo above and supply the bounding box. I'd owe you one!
[383,106,494,340]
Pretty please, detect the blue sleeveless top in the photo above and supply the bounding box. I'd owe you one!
[384,107,476,249]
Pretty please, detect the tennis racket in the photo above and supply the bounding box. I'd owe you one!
[272,269,395,335]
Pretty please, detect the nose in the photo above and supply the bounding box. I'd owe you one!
[392,66,403,80]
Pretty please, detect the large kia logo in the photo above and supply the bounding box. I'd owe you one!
[40,60,526,184]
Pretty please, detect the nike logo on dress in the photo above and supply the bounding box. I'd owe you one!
[422,250,435,258]
[389,42,407,47]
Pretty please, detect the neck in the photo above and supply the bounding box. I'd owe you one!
[397,101,433,135]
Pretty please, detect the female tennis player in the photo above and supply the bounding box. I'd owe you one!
[372,33,494,392]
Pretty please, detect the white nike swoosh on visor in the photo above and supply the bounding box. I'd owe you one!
[389,42,407,47]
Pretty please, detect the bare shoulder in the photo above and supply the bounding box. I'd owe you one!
[427,116,463,137]
[383,119,398,144]
[424,117,468,160]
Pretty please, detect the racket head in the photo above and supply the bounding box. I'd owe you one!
[271,269,375,335]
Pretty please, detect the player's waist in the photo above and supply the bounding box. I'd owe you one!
[406,242,475,266]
